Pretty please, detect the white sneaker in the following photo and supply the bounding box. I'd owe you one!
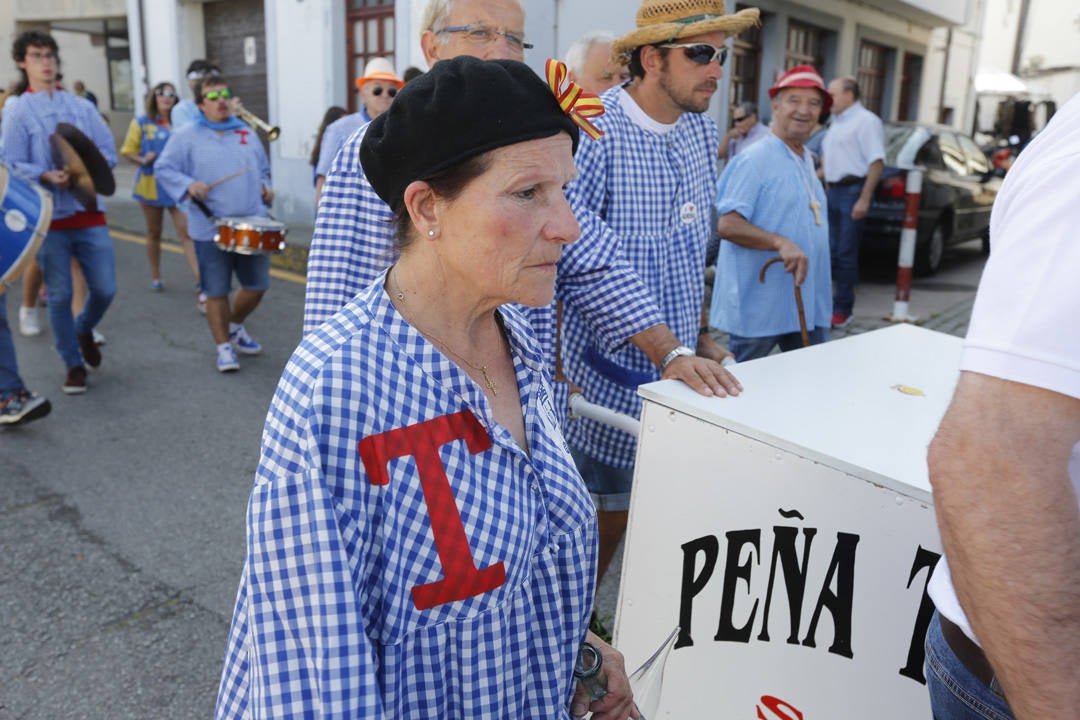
[18,306,41,337]
[92,329,106,345]
[216,344,240,373]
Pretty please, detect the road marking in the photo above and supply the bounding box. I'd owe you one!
[109,228,308,284]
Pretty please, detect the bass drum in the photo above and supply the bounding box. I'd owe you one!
[0,163,53,295]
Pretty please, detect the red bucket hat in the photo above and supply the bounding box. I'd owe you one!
[768,64,831,113]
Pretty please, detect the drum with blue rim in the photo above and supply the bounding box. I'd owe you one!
[0,163,53,295]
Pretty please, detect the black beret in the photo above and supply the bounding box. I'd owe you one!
[361,56,580,212]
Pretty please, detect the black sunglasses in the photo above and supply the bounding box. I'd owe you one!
[732,114,748,122]
[371,86,397,97]
[659,42,728,67]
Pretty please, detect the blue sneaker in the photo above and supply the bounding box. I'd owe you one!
[0,389,52,426]
[229,326,262,355]
[216,344,240,373]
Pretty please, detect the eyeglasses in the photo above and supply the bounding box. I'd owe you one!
[155,89,178,98]
[25,51,57,62]
[659,42,728,67]
[732,114,748,122]
[203,89,232,102]
[437,24,533,52]
[371,86,397,97]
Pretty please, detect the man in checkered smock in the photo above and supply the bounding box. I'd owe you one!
[304,0,739,433]
[560,0,758,586]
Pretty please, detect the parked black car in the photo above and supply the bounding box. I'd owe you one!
[862,122,1001,275]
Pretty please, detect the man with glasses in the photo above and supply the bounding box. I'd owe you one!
[561,0,756,596]
[304,0,739,414]
[172,59,221,131]
[314,57,403,204]
[718,100,768,161]
[2,30,118,394]
[156,74,275,373]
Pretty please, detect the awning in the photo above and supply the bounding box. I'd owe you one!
[975,68,1028,95]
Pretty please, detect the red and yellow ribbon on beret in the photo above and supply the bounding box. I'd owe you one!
[545,58,605,141]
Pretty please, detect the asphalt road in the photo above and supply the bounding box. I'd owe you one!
[0,202,987,718]
[1,231,306,719]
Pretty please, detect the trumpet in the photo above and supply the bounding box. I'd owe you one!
[235,104,280,141]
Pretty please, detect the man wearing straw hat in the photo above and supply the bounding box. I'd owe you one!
[314,57,403,203]
[560,0,758,591]
[708,64,833,363]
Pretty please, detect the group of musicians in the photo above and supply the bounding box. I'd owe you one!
[0,31,279,422]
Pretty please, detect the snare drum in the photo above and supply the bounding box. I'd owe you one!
[0,163,53,295]
[213,216,287,255]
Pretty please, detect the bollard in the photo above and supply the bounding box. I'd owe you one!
[887,168,923,323]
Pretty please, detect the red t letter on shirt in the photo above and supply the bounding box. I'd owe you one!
[358,410,507,610]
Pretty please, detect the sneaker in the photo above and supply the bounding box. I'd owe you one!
[196,292,207,315]
[78,332,102,368]
[18,306,42,336]
[216,344,240,373]
[62,366,88,394]
[831,312,852,329]
[229,326,262,355]
[0,389,52,426]
[150,279,164,292]
[92,329,106,346]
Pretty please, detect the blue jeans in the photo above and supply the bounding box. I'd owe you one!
[827,183,865,317]
[570,444,633,512]
[194,241,271,298]
[925,612,1014,720]
[728,326,830,363]
[37,224,117,370]
[0,291,27,395]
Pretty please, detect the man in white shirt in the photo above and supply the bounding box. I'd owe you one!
[821,77,883,328]
[925,91,1080,719]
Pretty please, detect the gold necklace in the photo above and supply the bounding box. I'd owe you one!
[388,269,500,396]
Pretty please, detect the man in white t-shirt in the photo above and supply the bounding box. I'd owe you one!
[925,91,1080,719]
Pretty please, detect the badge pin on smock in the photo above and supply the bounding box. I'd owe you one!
[679,201,696,225]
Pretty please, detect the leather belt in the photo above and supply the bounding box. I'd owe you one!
[940,614,999,690]
[831,174,865,187]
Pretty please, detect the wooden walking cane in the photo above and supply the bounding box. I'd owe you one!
[759,257,810,348]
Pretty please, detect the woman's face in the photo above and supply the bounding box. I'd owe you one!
[155,85,177,116]
[430,132,580,308]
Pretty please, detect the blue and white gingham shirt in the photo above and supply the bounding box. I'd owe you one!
[315,109,370,179]
[562,87,719,469]
[155,122,271,241]
[303,117,663,382]
[216,277,597,718]
[0,89,116,220]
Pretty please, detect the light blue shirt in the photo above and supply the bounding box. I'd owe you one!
[315,109,370,178]
[0,89,116,220]
[155,122,271,241]
[170,99,201,131]
[711,134,832,337]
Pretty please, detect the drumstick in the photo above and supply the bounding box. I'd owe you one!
[207,168,250,190]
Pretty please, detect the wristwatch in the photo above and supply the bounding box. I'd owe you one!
[660,345,694,372]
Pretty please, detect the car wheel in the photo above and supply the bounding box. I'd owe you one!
[915,221,946,276]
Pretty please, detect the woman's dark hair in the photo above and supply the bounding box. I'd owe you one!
[391,152,493,250]
[146,82,177,120]
[309,105,349,167]
[11,30,59,94]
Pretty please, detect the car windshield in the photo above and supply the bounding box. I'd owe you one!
[883,124,932,168]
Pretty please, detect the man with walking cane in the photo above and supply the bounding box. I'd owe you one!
[710,65,833,362]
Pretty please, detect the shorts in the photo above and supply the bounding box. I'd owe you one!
[570,444,633,512]
[194,240,271,298]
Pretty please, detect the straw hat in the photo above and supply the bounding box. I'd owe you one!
[356,57,404,90]
[612,0,760,63]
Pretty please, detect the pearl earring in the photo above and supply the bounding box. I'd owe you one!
[427,229,436,237]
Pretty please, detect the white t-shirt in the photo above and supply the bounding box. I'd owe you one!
[928,90,1080,644]
[821,101,885,183]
